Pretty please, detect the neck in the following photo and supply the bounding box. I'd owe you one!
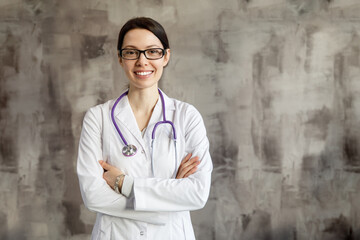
[127,85,159,114]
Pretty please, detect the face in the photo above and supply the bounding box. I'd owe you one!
[119,28,170,90]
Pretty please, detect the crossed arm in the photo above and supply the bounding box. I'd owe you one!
[99,152,200,193]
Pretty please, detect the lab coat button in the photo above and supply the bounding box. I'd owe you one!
[141,150,145,154]
[140,231,144,235]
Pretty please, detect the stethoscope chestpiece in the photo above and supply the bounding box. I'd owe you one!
[122,144,137,157]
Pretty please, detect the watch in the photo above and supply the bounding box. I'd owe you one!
[114,174,125,194]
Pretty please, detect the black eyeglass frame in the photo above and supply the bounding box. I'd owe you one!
[119,48,166,60]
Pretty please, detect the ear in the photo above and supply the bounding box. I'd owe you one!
[163,49,171,67]
[118,51,123,66]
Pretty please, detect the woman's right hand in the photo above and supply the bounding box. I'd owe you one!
[176,153,200,179]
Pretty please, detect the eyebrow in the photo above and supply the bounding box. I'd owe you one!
[122,45,162,49]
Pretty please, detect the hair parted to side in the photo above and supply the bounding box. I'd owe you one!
[117,17,170,54]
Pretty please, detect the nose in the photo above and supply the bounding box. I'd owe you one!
[135,52,148,66]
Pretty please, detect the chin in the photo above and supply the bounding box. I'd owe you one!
[130,81,159,90]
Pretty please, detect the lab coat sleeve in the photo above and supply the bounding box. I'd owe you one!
[77,107,167,225]
[133,105,213,212]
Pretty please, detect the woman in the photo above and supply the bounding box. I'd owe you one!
[77,17,213,239]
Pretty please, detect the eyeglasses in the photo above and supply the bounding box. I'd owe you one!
[119,48,165,60]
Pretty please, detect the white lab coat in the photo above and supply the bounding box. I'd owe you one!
[77,90,212,240]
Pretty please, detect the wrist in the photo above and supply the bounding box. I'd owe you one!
[114,174,125,194]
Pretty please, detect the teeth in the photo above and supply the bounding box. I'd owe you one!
[136,71,152,76]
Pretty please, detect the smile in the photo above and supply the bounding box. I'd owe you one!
[135,71,153,76]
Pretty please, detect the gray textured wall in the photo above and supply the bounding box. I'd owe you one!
[1,0,360,239]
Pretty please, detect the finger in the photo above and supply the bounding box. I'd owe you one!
[176,165,187,179]
[99,160,107,171]
[102,171,108,180]
[176,157,198,178]
[179,156,199,170]
[181,160,200,175]
[176,170,182,179]
[177,164,197,179]
[179,153,192,166]
[177,156,190,178]
[99,160,112,171]
[176,155,197,179]
[184,166,198,178]
[102,172,108,184]
[176,158,200,179]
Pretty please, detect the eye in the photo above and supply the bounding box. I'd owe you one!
[123,49,137,55]
[146,48,163,59]
[149,49,160,54]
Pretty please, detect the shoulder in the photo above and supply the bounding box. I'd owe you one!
[83,99,113,124]
[168,96,202,118]
[167,96,205,130]
[167,97,208,145]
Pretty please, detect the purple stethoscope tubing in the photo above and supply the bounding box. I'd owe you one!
[111,89,178,177]
[111,90,131,146]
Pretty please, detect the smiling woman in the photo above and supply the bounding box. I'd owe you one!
[76,17,213,240]
[118,27,170,91]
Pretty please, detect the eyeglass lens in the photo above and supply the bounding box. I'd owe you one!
[121,48,164,60]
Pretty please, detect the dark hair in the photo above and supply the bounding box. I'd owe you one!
[117,17,170,53]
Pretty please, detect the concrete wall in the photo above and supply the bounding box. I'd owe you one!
[1,0,360,239]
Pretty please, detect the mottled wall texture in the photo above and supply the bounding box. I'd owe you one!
[1,0,360,239]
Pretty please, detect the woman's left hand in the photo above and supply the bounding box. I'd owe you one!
[99,160,124,190]
[176,153,200,179]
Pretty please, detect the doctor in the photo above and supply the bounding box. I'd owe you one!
[77,17,213,239]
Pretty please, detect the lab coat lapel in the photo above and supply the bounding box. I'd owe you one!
[113,94,146,152]
[147,90,176,131]
[160,90,176,118]
[147,97,161,130]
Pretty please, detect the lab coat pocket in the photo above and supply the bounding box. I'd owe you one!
[170,212,195,240]
[182,212,195,240]
[97,215,111,240]
[111,221,128,240]
[98,215,131,240]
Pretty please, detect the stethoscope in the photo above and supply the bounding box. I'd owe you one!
[111,89,178,176]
